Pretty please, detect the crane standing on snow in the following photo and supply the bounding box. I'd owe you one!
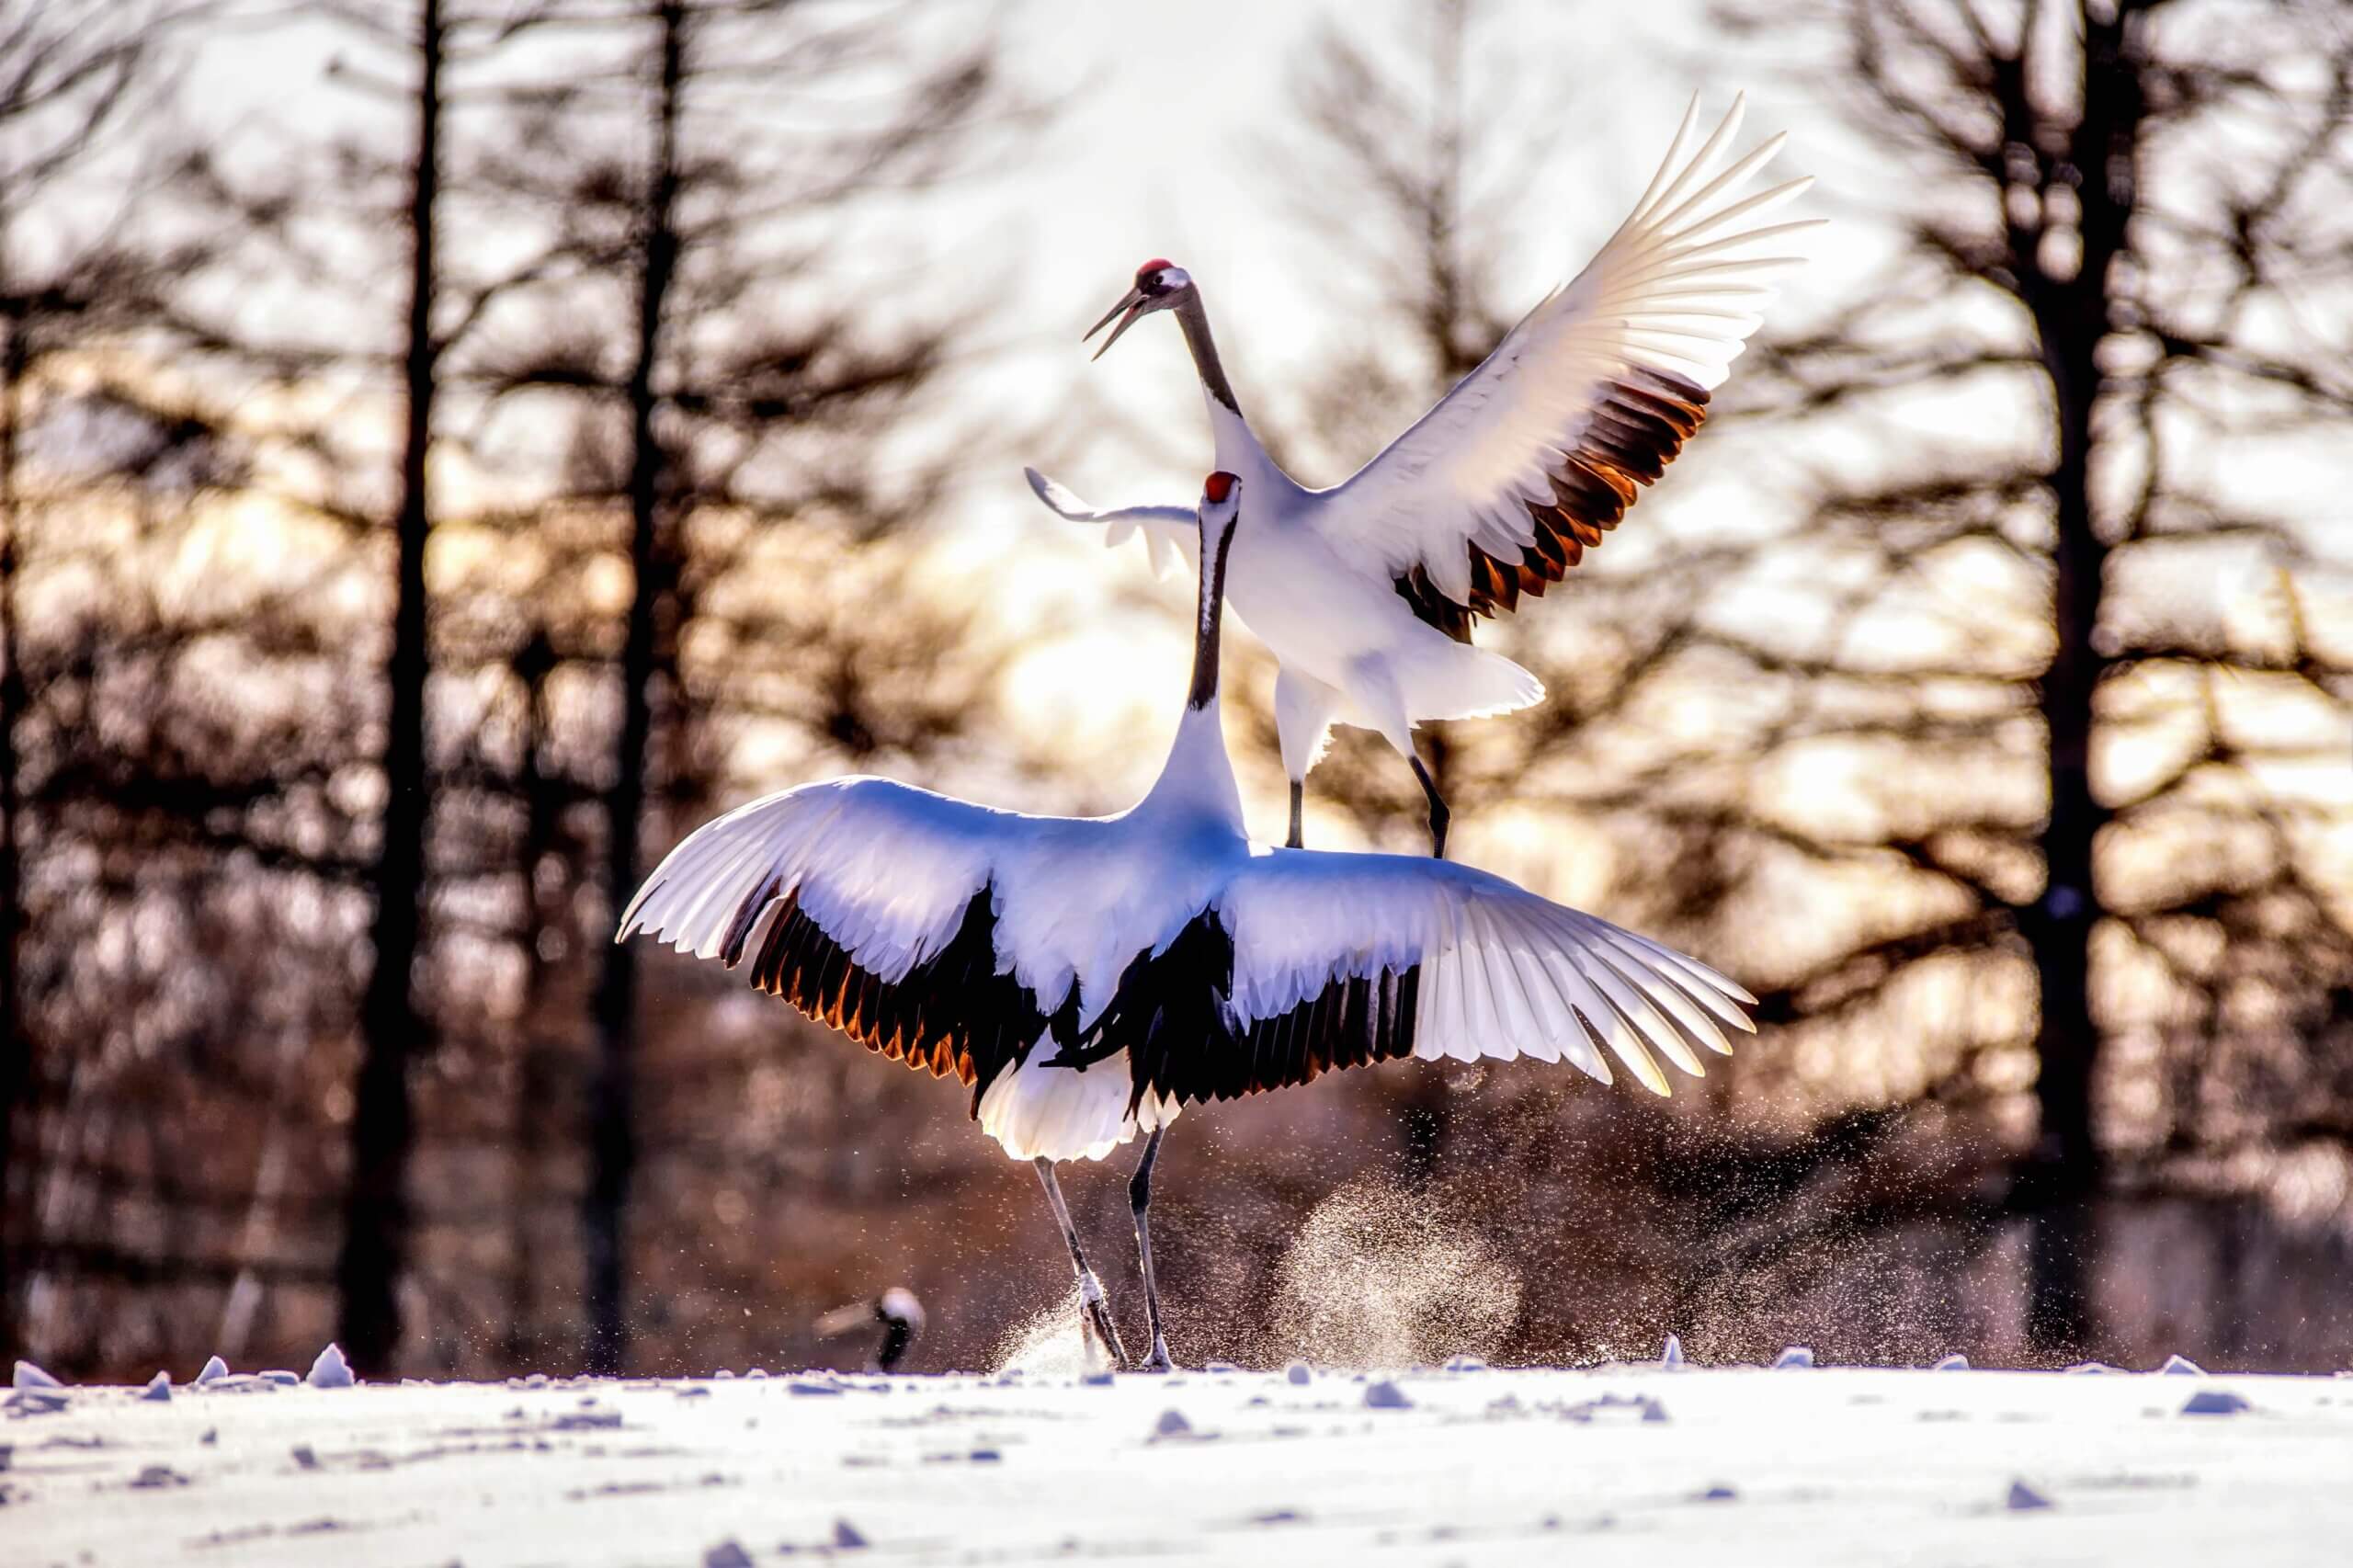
[619,474,1754,1371]
[1029,96,1818,856]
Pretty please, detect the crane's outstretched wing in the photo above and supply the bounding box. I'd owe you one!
[1097,849,1755,1108]
[1024,466,1197,580]
[1322,95,1818,625]
[617,778,1052,1097]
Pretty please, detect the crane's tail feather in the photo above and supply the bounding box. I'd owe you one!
[1408,647,1546,723]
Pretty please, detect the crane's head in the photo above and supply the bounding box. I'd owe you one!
[1085,259,1193,360]
[1199,470,1241,534]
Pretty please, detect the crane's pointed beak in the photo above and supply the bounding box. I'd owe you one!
[1085,287,1149,360]
[813,1302,874,1337]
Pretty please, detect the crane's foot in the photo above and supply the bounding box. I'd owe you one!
[1139,1335,1175,1374]
[1078,1270,1130,1370]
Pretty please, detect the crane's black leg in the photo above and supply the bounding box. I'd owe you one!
[1129,1124,1174,1371]
[1034,1157,1129,1369]
[1286,781,1305,849]
[1411,754,1449,858]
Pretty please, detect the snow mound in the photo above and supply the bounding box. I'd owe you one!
[307,1344,356,1389]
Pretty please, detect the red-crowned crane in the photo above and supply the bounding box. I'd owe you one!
[1028,96,1818,855]
[619,474,1755,1371]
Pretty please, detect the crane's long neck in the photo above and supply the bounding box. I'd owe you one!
[1139,512,1244,828]
[1186,511,1234,712]
[1175,290,1241,418]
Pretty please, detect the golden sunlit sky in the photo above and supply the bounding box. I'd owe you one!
[169,0,2346,858]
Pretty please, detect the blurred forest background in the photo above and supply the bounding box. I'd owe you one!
[2,0,2348,1383]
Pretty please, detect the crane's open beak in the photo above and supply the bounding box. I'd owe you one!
[1084,287,1150,360]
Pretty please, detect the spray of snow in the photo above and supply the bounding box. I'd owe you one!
[1265,1176,1521,1367]
[991,1286,1096,1375]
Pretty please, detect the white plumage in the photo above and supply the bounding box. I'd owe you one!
[1034,96,1819,852]
[618,472,1756,1369]
[623,747,1755,1161]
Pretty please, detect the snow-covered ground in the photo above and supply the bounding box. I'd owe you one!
[8,1353,2350,1566]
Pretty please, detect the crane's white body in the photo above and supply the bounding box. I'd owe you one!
[621,491,1754,1165]
[1032,96,1817,792]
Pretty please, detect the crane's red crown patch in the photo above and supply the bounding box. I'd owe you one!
[1203,472,1237,504]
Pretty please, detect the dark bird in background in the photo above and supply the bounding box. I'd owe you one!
[815,1287,926,1372]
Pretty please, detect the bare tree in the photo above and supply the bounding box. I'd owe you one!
[470,0,1016,1371]
[294,0,587,1379]
[1712,0,2353,1352]
[0,0,217,1362]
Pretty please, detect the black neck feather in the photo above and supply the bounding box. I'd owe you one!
[1176,290,1241,415]
[1186,517,1237,711]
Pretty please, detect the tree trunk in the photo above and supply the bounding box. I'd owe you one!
[0,311,28,1362]
[335,0,441,1379]
[2016,0,2146,1358]
[583,0,686,1377]
[505,630,561,1366]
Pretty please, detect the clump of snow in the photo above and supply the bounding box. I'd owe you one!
[306,1344,355,1389]
[1445,1355,1486,1373]
[141,1372,171,1403]
[203,1374,278,1395]
[2006,1480,2053,1511]
[2160,1355,2206,1377]
[786,1380,841,1397]
[1284,1361,1312,1385]
[1153,1407,1193,1438]
[1933,1354,1970,1370]
[832,1518,870,1549]
[259,1369,301,1387]
[2065,1362,2119,1375]
[550,1410,622,1431]
[1267,1177,1520,1368]
[1774,1346,1814,1369]
[1699,1483,1738,1502]
[702,1540,754,1568]
[1662,1334,1686,1369]
[1363,1379,1412,1410]
[1563,1392,1668,1424]
[2180,1389,2251,1416]
[12,1360,62,1390]
[195,1356,230,1385]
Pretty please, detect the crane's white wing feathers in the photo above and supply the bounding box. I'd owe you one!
[1216,849,1755,1096]
[1325,95,1820,609]
[1024,466,1196,579]
[620,778,1011,985]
